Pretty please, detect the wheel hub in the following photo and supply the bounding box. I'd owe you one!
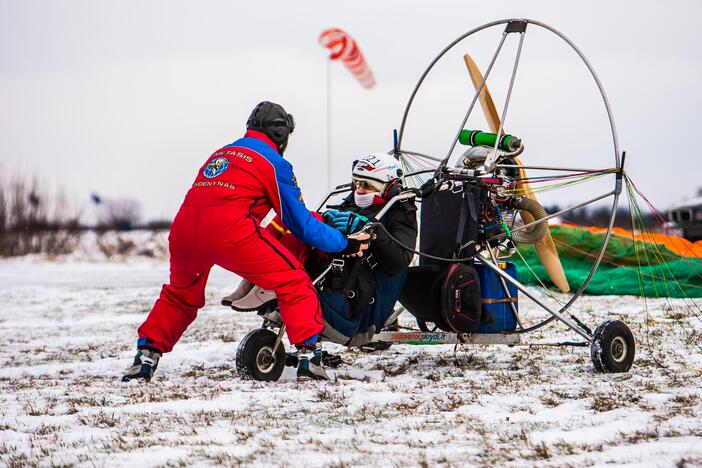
[256,346,276,373]
[610,336,628,363]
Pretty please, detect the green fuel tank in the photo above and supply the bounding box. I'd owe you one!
[459,129,522,152]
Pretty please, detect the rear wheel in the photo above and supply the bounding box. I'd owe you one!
[589,320,635,373]
[236,328,285,381]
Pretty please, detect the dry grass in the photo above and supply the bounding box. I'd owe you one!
[1,264,701,466]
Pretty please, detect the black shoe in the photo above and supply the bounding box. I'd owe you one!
[359,341,392,352]
[321,350,343,368]
[285,352,299,368]
[121,348,161,382]
[296,347,330,381]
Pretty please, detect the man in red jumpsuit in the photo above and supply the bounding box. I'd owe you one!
[122,101,368,382]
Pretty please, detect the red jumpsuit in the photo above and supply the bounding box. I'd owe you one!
[137,130,348,352]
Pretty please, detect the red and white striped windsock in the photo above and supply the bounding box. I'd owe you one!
[319,28,375,89]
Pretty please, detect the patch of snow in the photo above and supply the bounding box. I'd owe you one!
[1,255,700,466]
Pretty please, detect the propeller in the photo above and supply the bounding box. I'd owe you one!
[463,53,570,293]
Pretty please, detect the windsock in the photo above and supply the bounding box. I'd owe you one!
[319,28,375,89]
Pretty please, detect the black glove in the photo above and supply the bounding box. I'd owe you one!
[340,237,365,256]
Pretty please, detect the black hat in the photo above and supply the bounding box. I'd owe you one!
[246,101,295,155]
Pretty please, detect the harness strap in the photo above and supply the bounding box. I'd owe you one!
[454,186,468,257]
[342,261,364,299]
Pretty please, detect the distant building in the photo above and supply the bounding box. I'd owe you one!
[668,196,702,241]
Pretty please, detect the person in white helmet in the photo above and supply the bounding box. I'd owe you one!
[313,152,417,346]
[224,153,416,375]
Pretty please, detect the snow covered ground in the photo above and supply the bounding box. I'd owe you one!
[1,235,701,467]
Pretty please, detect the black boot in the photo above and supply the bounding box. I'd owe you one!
[296,346,330,381]
[286,349,342,368]
[122,348,161,382]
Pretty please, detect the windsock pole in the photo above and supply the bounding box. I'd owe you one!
[319,27,375,188]
[326,59,332,190]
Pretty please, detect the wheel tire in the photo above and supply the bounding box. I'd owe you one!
[236,328,285,381]
[590,320,635,373]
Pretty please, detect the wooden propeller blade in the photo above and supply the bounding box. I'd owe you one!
[463,54,500,133]
[462,53,570,293]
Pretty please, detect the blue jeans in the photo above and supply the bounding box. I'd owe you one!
[320,270,407,346]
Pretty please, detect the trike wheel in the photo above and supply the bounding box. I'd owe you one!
[589,320,635,373]
[236,328,285,381]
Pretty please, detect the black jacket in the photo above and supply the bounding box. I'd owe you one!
[336,194,417,276]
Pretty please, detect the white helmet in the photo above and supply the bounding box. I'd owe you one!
[352,153,403,192]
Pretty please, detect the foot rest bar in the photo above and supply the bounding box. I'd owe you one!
[373,331,521,346]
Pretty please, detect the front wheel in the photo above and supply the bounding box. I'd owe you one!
[236,328,285,381]
[590,320,635,373]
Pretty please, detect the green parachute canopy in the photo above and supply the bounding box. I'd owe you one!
[515,225,702,298]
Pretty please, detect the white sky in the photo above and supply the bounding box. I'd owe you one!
[1,0,701,221]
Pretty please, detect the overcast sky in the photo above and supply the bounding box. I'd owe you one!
[1,0,701,222]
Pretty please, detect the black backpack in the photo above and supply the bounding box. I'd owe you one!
[307,255,375,319]
[440,263,482,333]
[399,263,482,333]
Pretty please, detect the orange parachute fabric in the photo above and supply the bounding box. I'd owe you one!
[319,28,375,89]
[571,224,702,258]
